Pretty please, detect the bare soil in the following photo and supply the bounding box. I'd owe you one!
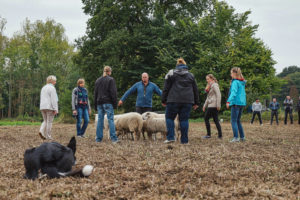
[0,122,299,199]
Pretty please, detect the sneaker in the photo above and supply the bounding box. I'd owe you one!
[260,124,263,126]
[47,136,54,141]
[77,135,86,138]
[202,135,211,139]
[112,140,120,144]
[230,138,240,143]
[218,136,223,139]
[164,139,175,144]
[240,137,246,142]
[38,132,46,140]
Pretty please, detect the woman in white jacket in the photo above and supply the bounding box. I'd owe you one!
[39,75,58,140]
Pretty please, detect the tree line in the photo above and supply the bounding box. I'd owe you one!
[0,0,297,120]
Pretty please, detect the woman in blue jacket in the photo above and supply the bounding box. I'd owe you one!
[226,67,246,142]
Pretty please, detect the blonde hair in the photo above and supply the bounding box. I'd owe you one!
[231,67,244,79]
[103,66,112,77]
[206,74,218,83]
[77,78,85,86]
[46,75,56,84]
[176,58,186,66]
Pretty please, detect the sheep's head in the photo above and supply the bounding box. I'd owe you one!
[142,112,152,120]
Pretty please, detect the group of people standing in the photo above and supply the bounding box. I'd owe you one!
[250,95,300,125]
[38,58,249,144]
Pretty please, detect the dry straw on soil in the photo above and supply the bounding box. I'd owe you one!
[0,122,299,199]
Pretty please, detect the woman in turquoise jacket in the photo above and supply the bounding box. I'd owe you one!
[226,67,246,142]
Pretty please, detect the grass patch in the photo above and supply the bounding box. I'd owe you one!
[0,121,41,126]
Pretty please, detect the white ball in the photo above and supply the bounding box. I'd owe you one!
[82,165,94,177]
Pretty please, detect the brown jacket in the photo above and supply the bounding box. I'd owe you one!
[204,82,221,108]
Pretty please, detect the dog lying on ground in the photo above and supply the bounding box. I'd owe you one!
[24,137,93,180]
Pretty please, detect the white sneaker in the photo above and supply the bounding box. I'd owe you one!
[260,124,263,126]
[163,140,175,144]
[230,138,240,143]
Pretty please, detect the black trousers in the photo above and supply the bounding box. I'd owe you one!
[284,108,293,124]
[298,111,300,124]
[251,111,262,124]
[204,107,222,137]
[136,107,152,114]
[270,110,279,125]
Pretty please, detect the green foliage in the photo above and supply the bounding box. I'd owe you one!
[0,19,79,118]
[76,0,281,116]
[275,66,300,105]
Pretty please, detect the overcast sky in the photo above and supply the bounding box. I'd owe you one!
[0,0,299,74]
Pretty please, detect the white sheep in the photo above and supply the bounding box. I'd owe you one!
[143,113,180,140]
[95,114,124,139]
[113,112,143,141]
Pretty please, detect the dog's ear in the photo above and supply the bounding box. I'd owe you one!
[67,136,76,154]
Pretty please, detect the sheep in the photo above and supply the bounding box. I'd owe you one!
[95,114,125,139]
[143,113,180,140]
[141,112,165,120]
[113,112,143,141]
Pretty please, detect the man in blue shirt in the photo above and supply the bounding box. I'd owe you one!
[269,97,280,125]
[118,73,162,114]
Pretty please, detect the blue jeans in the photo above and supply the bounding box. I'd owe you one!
[96,104,118,142]
[166,103,192,144]
[76,107,89,136]
[231,105,245,139]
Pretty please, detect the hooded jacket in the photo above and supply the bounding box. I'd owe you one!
[227,79,246,106]
[162,64,199,105]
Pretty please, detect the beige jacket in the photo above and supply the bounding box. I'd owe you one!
[40,83,58,112]
[204,82,221,108]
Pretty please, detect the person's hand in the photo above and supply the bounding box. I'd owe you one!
[118,100,123,106]
[162,103,166,107]
[54,111,58,115]
[193,105,199,110]
[202,106,205,112]
[73,110,77,115]
[88,110,91,115]
[217,107,220,111]
[226,103,230,109]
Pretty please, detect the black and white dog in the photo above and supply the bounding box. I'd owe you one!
[24,137,93,180]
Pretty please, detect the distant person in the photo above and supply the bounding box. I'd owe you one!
[39,75,58,140]
[94,66,119,143]
[162,58,199,144]
[250,99,263,126]
[226,67,246,143]
[202,74,222,139]
[72,79,91,138]
[118,72,162,114]
[283,96,293,124]
[297,96,300,124]
[269,98,280,125]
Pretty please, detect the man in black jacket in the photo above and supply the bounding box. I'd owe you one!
[94,66,119,143]
[162,58,199,144]
[283,96,293,125]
